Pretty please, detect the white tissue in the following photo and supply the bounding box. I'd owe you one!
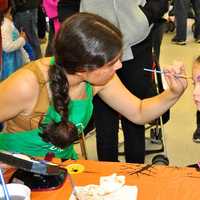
[98,173,125,195]
[69,173,138,200]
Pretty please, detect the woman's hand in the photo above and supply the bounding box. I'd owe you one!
[163,61,188,98]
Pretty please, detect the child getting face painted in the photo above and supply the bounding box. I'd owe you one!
[192,56,200,143]
[192,56,200,110]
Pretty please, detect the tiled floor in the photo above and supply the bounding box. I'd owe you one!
[74,19,200,167]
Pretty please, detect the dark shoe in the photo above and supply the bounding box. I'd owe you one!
[171,37,186,45]
[0,123,3,131]
[193,127,200,143]
[195,37,200,43]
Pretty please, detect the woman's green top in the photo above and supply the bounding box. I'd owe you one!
[0,59,94,159]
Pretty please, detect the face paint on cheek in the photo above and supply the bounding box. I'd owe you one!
[197,75,200,82]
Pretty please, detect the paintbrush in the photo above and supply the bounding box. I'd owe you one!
[0,168,10,200]
[68,174,80,200]
[144,68,192,79]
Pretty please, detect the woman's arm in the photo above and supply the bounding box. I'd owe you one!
[97,63,187,125]
[0,69,39,122]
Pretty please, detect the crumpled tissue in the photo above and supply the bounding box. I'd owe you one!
[69,173,138,200]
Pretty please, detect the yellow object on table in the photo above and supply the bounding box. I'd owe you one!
[65,163,85,174]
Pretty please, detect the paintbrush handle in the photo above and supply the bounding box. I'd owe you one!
[144,68,164,74]
[0,168,10,200]
[144,68,192,79]
[68,174,80,200]
[174,74,192,79]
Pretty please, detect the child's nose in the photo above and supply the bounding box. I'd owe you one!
[193,86,200,98]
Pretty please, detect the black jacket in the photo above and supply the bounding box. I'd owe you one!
[140,0,169,25]
[12,0,40,13]
[58,0,80,22]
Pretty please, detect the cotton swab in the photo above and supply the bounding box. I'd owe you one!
[0,168,10,200]
[68,174,80,200]
[144,68,192,79]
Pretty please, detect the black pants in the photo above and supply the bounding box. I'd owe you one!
[45,19,55,57]
[152,20,166,64]
[58,0,80,22]
[196,111,200,124]
[37,6,47,39]
[94,35,155,163]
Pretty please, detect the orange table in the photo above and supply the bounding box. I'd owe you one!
[6,160,200,200]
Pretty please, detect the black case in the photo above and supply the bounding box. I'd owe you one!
[0,151,67,191]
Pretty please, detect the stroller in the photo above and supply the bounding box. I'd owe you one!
[144,60,170,166]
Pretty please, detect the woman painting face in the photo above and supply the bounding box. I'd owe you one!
[193,63,200,110]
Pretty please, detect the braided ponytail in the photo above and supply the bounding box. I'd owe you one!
[39,64,78,149]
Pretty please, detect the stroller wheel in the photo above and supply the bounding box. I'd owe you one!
[150,128,162,144]
[152,154,169,165]
[192,22,195,33]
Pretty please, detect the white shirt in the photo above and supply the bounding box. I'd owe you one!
[1,17,25,52]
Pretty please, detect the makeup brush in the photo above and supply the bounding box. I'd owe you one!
[68,174,80,200]
[0,168,10,200]
[144,68,192,79]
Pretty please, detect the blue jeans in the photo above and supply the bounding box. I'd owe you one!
[174,0,200,40]
[14,9,42,59]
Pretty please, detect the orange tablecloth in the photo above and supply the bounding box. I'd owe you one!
[6,160,200,200]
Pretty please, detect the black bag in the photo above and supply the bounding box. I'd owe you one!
[58,0,80,22]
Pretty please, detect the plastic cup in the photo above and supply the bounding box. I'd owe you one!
[0,183,31,200]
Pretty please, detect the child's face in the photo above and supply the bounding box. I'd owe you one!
[192,63,200,110]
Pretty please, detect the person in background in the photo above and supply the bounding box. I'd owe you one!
[37,2,47,44]
[11,0,42,59]
[0,0,29,81]
[0,13,187,160]
[42,0,59,56]
[0,0,8,131]
[80,0,169,163]
[192,56,200,142]
[0,0,8,66]
[172,0,200,45]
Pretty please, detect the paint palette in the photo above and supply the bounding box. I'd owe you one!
[0,151,68,190]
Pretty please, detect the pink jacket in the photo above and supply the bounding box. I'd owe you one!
[42,0,58,19]
[42,0,60,33]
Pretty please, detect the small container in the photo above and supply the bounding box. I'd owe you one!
[0,183,31,200]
